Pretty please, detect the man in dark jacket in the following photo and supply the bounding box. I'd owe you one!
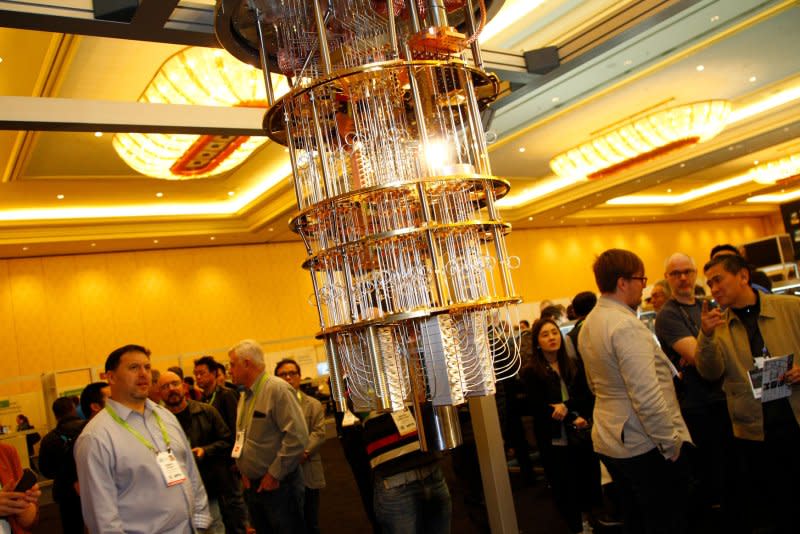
[38,397,87,533]
[159,370,245,534]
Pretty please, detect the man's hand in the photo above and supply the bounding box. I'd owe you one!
[257,473,279,493]
[0,490,33,516]
[300,451,310,465]
[700,300,724,336]
[192,447,205,459]
[550,403,568,421]
[782,363,800,385]
[573,416,589,429]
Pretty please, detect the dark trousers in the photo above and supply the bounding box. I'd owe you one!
[541,443,602,533]
[305,487,320,534]
[245,469,305,534]
[728,425,800,534]
[56,492,84,534]
[218,476,249,534]
[681,400,734,530]
[599,446,690,534]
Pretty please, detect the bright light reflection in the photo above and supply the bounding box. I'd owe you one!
[479,0,548,44]
[496,175,581,208]
[728,84,800,124]
[606,175,753,205]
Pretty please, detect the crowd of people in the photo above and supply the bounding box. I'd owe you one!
[6,242,799,534]
[504,244,800,534]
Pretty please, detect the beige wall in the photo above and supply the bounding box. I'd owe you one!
[507,215,782,305]
[0,214,784,427]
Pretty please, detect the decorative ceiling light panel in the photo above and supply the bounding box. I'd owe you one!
[749,154,800,184]
[113,47,286,179]
[550,100,732,180]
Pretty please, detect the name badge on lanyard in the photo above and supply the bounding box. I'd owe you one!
[156,450,187,486]
[232,430,245,459]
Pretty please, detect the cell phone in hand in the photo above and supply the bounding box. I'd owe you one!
[698,296,718,310]
[13,468,37,492]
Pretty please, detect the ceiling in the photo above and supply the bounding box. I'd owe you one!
[0,0,798,259]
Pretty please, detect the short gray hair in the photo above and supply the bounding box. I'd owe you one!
[230,339,265,369]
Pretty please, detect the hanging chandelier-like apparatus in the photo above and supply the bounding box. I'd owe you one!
[215,0,519,449]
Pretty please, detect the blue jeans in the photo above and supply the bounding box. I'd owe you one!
[244,469,305,534]
[374,463,451,534]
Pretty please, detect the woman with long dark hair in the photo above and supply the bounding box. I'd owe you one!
[521,319,601,534]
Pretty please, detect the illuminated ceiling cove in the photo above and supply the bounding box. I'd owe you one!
[0,0,798,258]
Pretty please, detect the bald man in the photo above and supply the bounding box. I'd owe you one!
[655,253,732,516]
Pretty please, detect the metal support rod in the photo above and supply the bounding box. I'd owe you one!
[427,0,448,28]
[325,336,347,411]
[469,396,519,533]
[313,0,332,76]
[364,325,392,410]
[253,7,276,105]
[309,91,333,199]
[406,0,421,33]
[284,116,304,211]
[464,0,484,70]
[308,269,327,328]
[407,352,429,452]
[387,0,399,57]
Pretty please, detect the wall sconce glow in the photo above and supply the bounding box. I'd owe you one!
[112,47,287,179]
[549,100,731,181]
[748,154,800,185]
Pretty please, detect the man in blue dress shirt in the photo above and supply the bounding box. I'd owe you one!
[75,344,211,534]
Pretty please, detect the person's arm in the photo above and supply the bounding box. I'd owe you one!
[73,433,126,534]
[671,336,698,366]
[266,385,309,482]
[199,406,232,458]
[613,320,681,459]
[695,302,726,380]
[304,397,327,459]
[170,419,211,530]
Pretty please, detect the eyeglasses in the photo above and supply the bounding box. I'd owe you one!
[627,276,648,285]
[277,371,299,378]
[667,269,696,278]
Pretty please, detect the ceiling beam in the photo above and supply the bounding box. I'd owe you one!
[0,96,267,135]
[0,0,217,47]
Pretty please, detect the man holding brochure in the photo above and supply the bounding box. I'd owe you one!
[697,253,800,533]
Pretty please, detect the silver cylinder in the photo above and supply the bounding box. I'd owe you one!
[420,403,463,451]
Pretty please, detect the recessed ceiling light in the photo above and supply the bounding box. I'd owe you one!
[680,163,685,168]
[527,216,533,221]
[153,239,159,244]
[753,160,759,165]
[227,191,235,197]
[696,65,705,72]
[210,236,216,241]
[90,243,96,247]
[749,76,757,83]
[667,188,672,193]
[22,246,28,251]
[56,194,65,200]
[94,131,103,137]
[268,227,274,232]
[623,59,632,66]
[710,15,719,22]
[0,57,3,64]
[518,147,525,153]
[551,96,560,103]
[155,192,164,198]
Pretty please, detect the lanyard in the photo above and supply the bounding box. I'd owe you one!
[206,388,217,406]
[105,404,171,454]
[237,373,268,432]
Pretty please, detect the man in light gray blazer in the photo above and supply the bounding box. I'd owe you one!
[275,358,327,534]
[578,249,692,534]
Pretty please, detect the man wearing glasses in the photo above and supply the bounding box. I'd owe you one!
[578,248,691,534]
[655,253,732,521]
[275,359,327,534]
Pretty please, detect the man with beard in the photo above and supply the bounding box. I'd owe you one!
[75,345,211,534]
[159,370,240,534]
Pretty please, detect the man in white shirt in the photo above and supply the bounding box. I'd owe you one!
[578,249,691,534]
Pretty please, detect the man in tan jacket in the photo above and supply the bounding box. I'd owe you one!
[698,253,800,533]
[579,248,691,534]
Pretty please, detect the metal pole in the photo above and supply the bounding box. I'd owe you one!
[313,0,332,75]
[253,7,276,105]
[464,0,484,70]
